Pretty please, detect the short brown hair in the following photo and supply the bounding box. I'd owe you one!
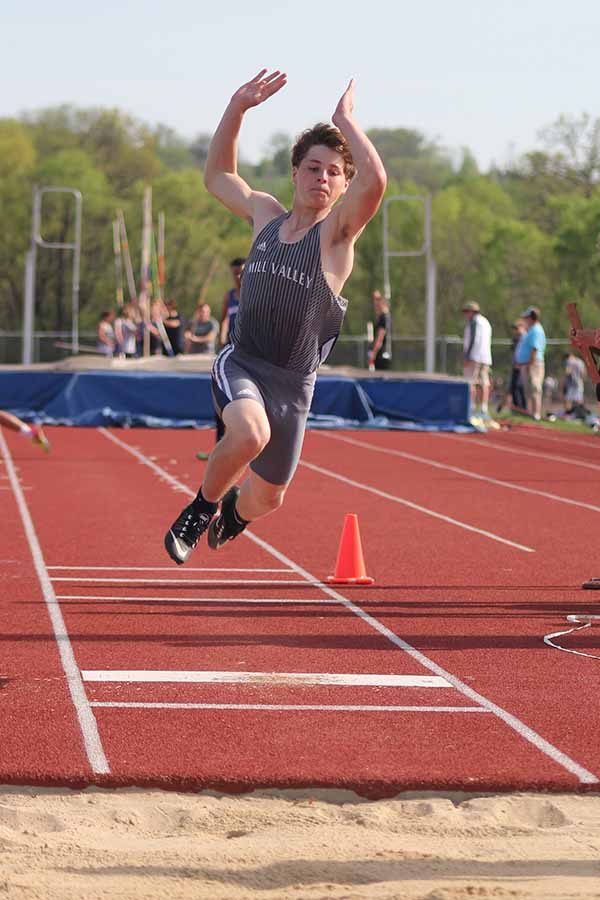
[291,123,356,180]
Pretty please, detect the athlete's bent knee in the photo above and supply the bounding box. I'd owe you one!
[230,420,270,460]
[261,484,286,514]
[269,488,286,512]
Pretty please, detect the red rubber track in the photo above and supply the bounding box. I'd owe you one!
[1,423,599,796]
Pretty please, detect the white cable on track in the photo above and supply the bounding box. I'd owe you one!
[544,615,600,660]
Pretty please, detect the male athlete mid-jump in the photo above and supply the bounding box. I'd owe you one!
[165,69,387,564]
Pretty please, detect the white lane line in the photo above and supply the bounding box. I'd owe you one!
[299,459,534,554]
[444,433,600,474]
[48,566,291,573]
[91,702,487,713]
[83,671,451,687]
[247,533,599,783]
[544,615,600,661]
[51,577,318,585]
[100,427,599,784]
[57,595,335,604]
[0,431,110,775]
[499,429,600,451]
[316,432,600,516]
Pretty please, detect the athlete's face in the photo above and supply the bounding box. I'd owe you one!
[293,145,349,209]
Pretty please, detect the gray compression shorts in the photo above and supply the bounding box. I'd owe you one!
[211,345,316,485]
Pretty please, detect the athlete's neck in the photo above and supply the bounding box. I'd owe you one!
[284,205,330,237]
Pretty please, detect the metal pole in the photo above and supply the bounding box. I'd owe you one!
[157,211,165,300]
[425,256,437,373]
[117,210,138,305]
[140,186,152,357]
[382,199,391,301]
[424,194,436,374]
[382,193,436,373]
[113,220,124,307]
[71,190,82,355]
[22,248,36,365]
[24,186,83,361]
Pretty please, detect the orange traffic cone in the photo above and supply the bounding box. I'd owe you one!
[326,513,374,585]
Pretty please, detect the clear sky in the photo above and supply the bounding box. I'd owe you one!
[2,0,600,169]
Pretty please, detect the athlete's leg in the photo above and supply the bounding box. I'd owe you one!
[201,399,270,502]
[207,471,287,550]
[0,411,50,451]
[237,470,287,520]
[0,410,27,432]
[207,386,310,552]
[165,399,270,565]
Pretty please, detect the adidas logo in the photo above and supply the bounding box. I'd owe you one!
[257,242,267,251]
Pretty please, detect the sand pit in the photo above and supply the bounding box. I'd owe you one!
[1,788,599,899]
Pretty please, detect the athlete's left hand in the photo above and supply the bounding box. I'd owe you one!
[230,69,287,113]
[332,79,355,125]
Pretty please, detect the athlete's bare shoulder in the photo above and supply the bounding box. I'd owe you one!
[250,192,287,238]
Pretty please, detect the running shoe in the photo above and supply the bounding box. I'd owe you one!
[582,577,600,590]
[164,502,214,565]
[208,486,246,550]
[31,424,50,453]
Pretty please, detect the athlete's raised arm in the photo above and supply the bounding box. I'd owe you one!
[330,80,387,240]
[204,69,288,228]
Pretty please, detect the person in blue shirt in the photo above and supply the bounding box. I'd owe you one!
[219,258,245,347]
[515,305,546,420]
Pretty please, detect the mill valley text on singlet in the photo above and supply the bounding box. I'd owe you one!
[231,213,348,375]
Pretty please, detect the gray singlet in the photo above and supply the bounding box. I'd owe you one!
[211,212,348,484]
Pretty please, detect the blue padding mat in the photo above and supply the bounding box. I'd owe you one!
[0,370,471,431]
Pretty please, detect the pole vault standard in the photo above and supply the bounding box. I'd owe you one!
[382,194,437,374]
[116,209,138,306]
[139,186,152,357]
[112,220,124,308]
[22,187,82,364]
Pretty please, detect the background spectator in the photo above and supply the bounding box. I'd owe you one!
[562,351,586,414]
[96,310,115,357]
[516,305,546,420]
[368,290,392,371]
[220,258,245,347]
[185,303,219,354]
[462,300,493,418]
[497,319,527,413]
[114,303,138,358]
[163,299,184,355]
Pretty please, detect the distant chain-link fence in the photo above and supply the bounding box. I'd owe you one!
[326,335,575,398]
[0,330,579,399]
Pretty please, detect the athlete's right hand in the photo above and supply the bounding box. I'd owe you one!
[230,69,287,112]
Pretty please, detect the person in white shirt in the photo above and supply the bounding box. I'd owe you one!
[462,300,493,418]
